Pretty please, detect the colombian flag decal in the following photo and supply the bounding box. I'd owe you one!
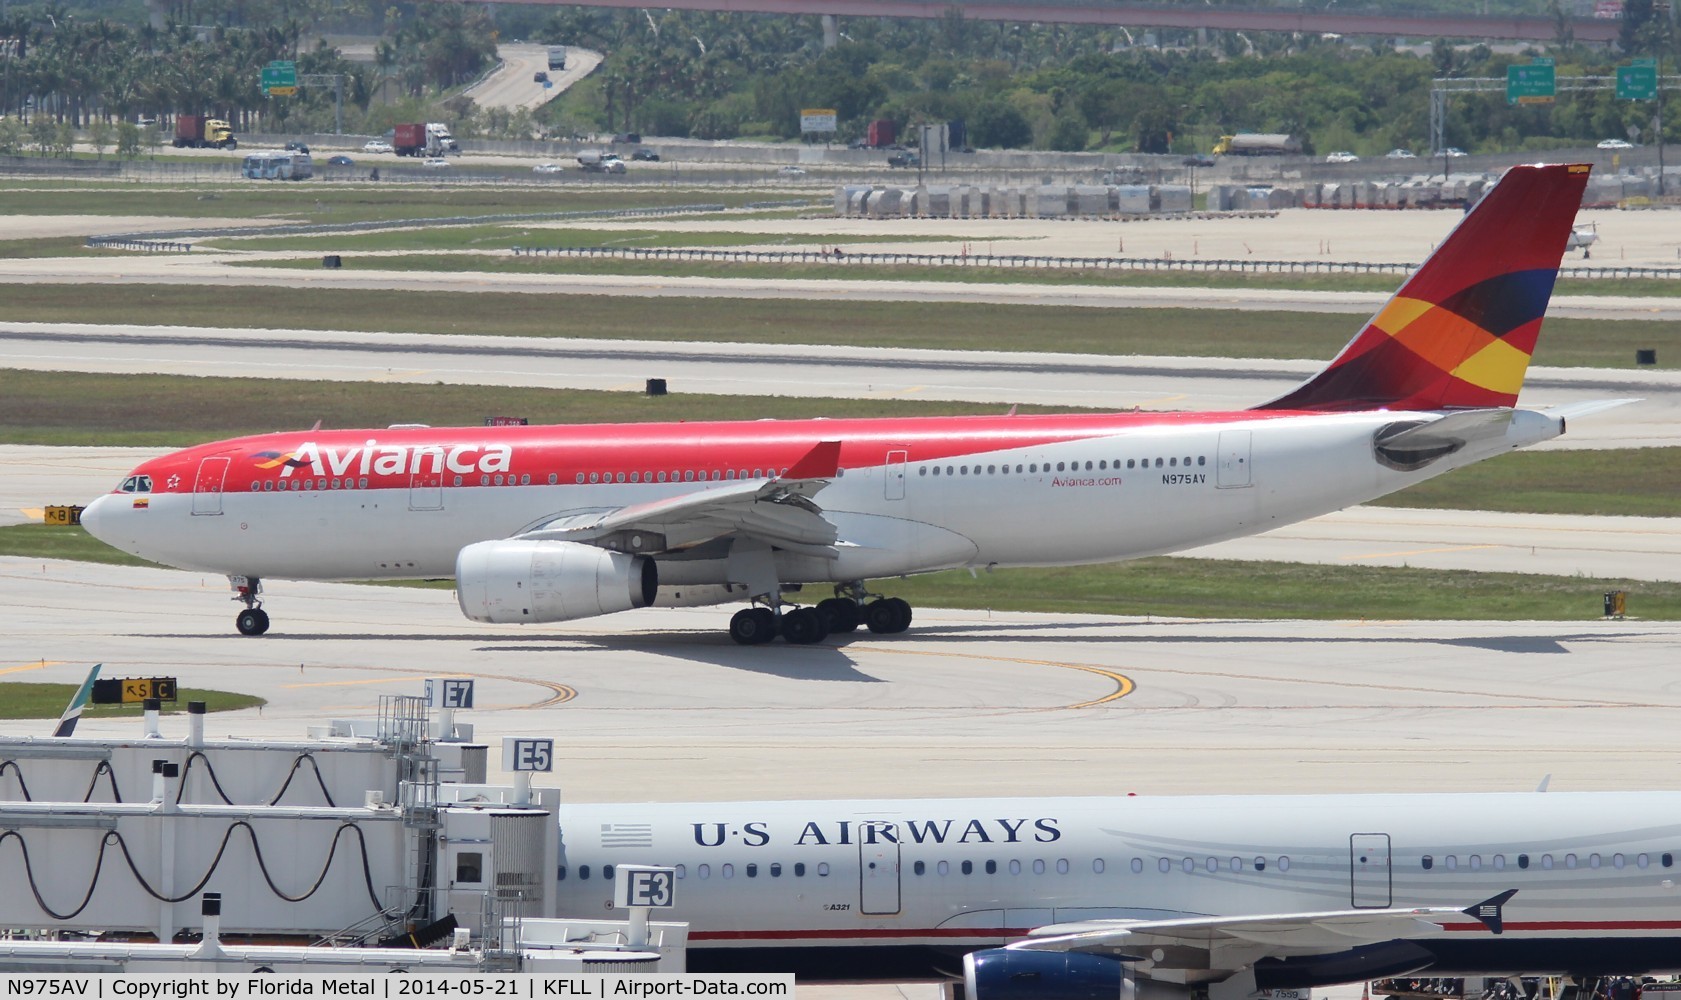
[132,498,150,509]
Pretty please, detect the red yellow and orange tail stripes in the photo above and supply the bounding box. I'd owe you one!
[1260,163,1591,413]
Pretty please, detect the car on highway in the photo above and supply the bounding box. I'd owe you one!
[362,140,393,154]
[422,157,451,169]
[533,162,563,174]
[1435,147,1468,157]
[1598,138,1634,150]
[887,150,920,168]
[631,149,660,161]
[533,71,549,83]
[284,141,310,154]
[1181,154,1215,168]
[776,165,807,177]
[1324,150,1360,163]
[1384,148,1417,159]
[326,155,354,166]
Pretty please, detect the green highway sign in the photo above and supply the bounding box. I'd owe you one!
[1507,63,1556,105]
[261,60,297,95]
[1618,63,1658,101]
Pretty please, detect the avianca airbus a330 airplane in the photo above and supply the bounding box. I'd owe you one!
[82,163,1616,642]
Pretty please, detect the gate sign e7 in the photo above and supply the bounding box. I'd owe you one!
[614,865,677,909]
[502,737,554,772]
[425,677,475,709]
[800,109,838,133]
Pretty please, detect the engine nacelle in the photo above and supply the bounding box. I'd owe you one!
[964,949,1191,1000]
[456,539,656,624]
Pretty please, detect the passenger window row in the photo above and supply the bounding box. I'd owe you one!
[1421,852,1674,871]
[918,456,1207,477]
[576,468,792,485]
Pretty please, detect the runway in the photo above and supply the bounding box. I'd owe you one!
[8,556,1679,802]
[0,253,1678,321]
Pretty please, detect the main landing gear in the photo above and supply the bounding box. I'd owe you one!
[727,585,913,646]
[231,576,270,636]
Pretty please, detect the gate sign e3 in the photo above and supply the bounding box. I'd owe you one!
[502,737,554,772]
[425,677,475,709]
[614,865,677,909]
[800,108,838,133]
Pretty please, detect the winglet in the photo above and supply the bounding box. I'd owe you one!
[53,663,101,738]
[783,440,842,480]
[1462,889,1517,935]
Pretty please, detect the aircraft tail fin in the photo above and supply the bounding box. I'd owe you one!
[53,663,101,737]
[1258,163,1591,413]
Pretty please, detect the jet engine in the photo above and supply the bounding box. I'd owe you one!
[456,539,656,624]
[964,949,1189,1000]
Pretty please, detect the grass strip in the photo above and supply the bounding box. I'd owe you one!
[0,284,1669,368]
[887,558,1681,621]
[1366,449,1681,518]
[200,227,956,253]
[0,186,777,224]
[0,682,264,720]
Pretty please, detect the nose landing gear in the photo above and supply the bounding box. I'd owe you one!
[230,576,270,636]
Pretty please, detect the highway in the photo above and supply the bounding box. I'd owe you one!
[461,43,604,112]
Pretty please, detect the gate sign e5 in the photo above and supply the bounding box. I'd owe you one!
[614,865,677,909]
[502,737,554,772]
[425,677,475,709]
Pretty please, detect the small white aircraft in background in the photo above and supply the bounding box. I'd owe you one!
[1567,221,1600,257]
[82,164,1620,644]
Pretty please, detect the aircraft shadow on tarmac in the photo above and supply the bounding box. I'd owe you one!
[868,622,1649,655]
[140,625,1649,659]
[481,633,888,683]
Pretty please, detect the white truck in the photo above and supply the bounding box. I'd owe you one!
[576,150,625,174]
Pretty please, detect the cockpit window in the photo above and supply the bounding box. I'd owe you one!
[118,475,153,494]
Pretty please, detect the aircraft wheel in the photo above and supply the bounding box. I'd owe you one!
[729,608,777,645]
[780,607,828,645]
[865,598,912,634]
[817,597,861,633]
[236,608,270,636]
[884,597,912,633]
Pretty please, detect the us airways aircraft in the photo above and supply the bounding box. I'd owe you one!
[547,790,1681,995]
[82,163,1615,642]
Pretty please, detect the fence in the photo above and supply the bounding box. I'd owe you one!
[507,244,1681,281]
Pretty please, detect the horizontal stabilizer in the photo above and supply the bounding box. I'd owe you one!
[1542,398,1641,423]
[1375,409,1514,451]
[1462,889,1517,935]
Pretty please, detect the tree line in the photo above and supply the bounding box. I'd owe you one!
[1,0,1677,153]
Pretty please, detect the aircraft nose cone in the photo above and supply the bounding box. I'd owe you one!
[80,494,113,541]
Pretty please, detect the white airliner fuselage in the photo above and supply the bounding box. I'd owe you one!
[548,790,1681,987]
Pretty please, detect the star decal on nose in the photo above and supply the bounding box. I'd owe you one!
[167,474,182,490]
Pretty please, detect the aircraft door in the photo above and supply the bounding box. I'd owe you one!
[858,821,902,915]
[1217,430,1253,489]
[1350,832,1392,908]
[192,457,230,515]
[409,470,443,511]
[885,450,908,501]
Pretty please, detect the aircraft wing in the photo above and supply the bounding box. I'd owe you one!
[1009,891,1513,984]
[516,440,843,558]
